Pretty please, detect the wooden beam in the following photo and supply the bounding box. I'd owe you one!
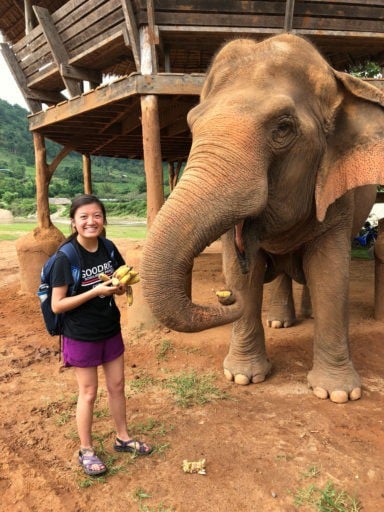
[28,73,205,130]
[121,0,141,71]
[24,88,66,105]
[146,0,158,73]
[60,64,102,85]
[284,0,296,33]
[33,6,82,98]
[0,42,41,112]
[24,0,35,34]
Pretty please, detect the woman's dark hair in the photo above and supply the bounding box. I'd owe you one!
[70,194,107,222]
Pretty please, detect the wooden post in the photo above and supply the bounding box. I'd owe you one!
[141,95,164,227]
[140,25,163,228]
[34,132,52,230]
[82,153,92,194]
[15,132,67,294]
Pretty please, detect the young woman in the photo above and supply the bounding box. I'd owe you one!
[51,194,152,476]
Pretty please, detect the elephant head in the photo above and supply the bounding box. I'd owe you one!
[141,33,384,332]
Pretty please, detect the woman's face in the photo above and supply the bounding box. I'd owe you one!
[72,202,105,240]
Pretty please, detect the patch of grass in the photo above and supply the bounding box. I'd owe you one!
[163,370,229,408]
[351,247,373,260]
[293,480,361,511]
[94,407,109,419]
[133,488,175,512]
[138,502,174,512]
[134,488,152,500]
[0,221,146,241]
[128,374,158,393]
[55,409,73,426]
[302,465,321,479]
[131,418,172,436]
[78,474,107,488]
[156,339,173,361]
[0,222,38,240]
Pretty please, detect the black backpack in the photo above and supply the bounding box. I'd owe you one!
[37,237,117,336]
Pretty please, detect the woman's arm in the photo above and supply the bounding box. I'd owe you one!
[51,280,120,314]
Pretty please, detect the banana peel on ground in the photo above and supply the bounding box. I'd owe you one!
[182,459,206,475]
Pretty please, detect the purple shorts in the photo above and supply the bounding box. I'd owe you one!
[62,332,124,368]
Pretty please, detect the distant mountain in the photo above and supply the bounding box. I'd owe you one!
[0,98,147,204]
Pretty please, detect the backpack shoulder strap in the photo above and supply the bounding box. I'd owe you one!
[99,237,118,267]
[58,240,82,294]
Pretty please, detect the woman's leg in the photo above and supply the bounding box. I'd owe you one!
[103,354,129,440]
[103,354,153,454]
[74,366,98,449]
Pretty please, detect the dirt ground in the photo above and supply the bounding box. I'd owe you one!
[0,236,383,512]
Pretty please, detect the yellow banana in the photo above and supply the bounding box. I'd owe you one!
[119,272,133,285]
[127,274,140,285]
[113,264,132,281]
[126,285,133,306]
[215,290,232,298]
[215,289,235,305]
[99,272,110,282]
[111,277,120,286]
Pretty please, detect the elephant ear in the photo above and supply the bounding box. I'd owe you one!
[315,71,384,222]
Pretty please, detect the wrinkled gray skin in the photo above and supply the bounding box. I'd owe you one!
[141,34,384,403]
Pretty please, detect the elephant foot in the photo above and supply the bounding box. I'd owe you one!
[267,318,295,329]
[267,302,296,329]
[223,356,272,385]
[307,365,361,403]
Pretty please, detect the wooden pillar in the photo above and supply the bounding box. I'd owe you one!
[82,153,92,194]
[16,132,66,294]
[34,132,52,230]
[141,95,164,227]
[140,25,163,228]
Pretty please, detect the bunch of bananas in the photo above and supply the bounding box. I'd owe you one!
[99,265,140,306]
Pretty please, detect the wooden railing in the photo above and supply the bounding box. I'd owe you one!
[12,0,128,92]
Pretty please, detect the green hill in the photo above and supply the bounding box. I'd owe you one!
[0,98,151,218]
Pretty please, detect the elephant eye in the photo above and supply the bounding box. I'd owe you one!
[271,116,297,148]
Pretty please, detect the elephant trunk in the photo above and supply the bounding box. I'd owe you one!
[141,140,267,332]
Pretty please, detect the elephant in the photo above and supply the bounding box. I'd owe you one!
[141,33,384,403]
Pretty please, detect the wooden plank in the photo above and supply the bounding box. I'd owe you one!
[152,12,384,32]
[60,64,102,84]
[33,6,82,97]
[121,0,141,70]
[146,0,158,73]
[59,3,123,53]
[28,73,205,130]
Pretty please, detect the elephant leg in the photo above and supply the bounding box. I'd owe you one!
[221,232,272,385]
[299,284,312,318]
[304,231,361,403]
[266,273,296,328]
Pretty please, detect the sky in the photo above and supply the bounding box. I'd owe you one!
[0,50,28,109]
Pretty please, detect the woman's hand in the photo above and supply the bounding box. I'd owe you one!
[94,279,120,296]
[94,279,126,296]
